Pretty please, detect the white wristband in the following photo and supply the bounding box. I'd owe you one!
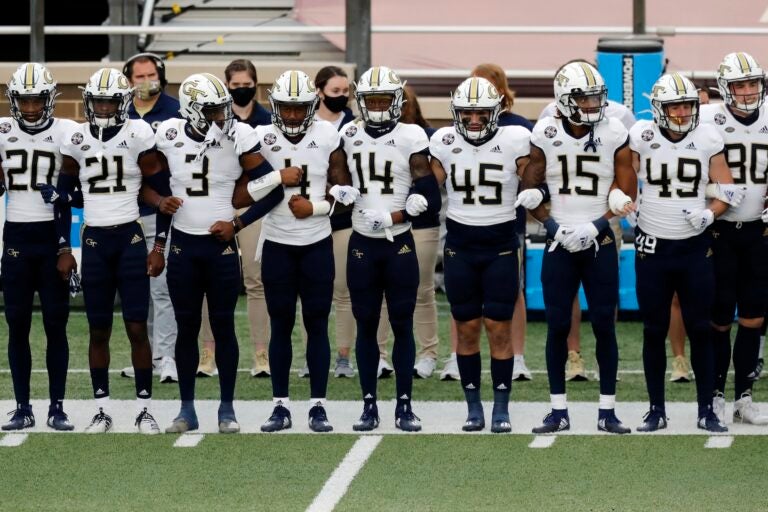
[311,200,331,216]
[246,170,282,202]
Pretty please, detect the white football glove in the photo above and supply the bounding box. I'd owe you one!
[361,209,394,232]
[329,184,361,206]
[405,194,428,216]
[625,210,638,227]
[514,188,544,209]
[705,182,747,207]
[608,188,633,216]
[548,226,574,252]
[683,208,715,232]
[561,222,599,252]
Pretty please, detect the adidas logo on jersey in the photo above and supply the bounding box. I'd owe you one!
[222,246,235,256]
[760,126,768,134]
[306,141,318,149]
[130,234,143,245]
[117,140,129,149]
[490,145,502,153]
[685,141,697,150]
[385,139,396,147]
[398,244,412,254]
[43,135,54,143]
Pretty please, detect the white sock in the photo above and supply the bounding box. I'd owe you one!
[95,396,110,411]
[550,394,567,410]
[599,394,616,410]
[514,355,525,364]
[136,397,151,415]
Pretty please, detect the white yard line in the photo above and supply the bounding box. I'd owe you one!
[529,435,557,448]
[173,433,204,448]
[704,436,734,449]
[305,435,382,512]
[0,433,28,447]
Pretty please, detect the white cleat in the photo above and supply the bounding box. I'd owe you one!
[733,394,768,425]
[135,408,161,435]
[413,357,437,379]
[219,419,241,434]
[84,408,113,434]
[377,359,394,379]
[440,354,460,381]
[160,356,178,383]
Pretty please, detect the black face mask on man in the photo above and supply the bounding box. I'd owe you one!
[229,87,257,107]
[322,94,349,113]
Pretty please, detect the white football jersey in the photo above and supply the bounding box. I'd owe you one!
[532,116,629,225]
[0,117,78,222]
[60,119,155,227]
[247,120,340,245]
[700,102,768,222]
[341,121,428,238]
[430,126,529,226]
[156,120,252,235]
[630,120,724,239]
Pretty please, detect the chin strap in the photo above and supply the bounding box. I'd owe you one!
[584,126,598,153]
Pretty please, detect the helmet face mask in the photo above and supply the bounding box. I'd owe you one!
[268,70,319,137]
[717,52,766,113]
[651,73,700,135]
[82,68,132,130]
[6,63,58,129]
[179,73,235,136]
[554,62,607,126]
[450,77,501,143]
[355,66,405,127]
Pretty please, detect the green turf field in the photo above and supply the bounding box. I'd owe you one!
[0,294,765,512]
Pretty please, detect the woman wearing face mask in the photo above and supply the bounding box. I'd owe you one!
[314,66,355,130]
[224,59,272,128]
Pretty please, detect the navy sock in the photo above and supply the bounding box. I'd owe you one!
[712,328,731,394]
[642,328,667,410]
[8,333,32,406]
[135,368,152,399]
[491,357,513,413]
[689,327,715,412]
[733,325,761,400]
[90,367,109,399]
[175,321,199,402]
[545,325,569,395]
[268,314,294,398]
[211,316,239,403]
[180,400,196,420]
[458,352,482,405]
[45,330,69,404]
[304,314,331,400]
[218,401,236,421]
[355,316,380,404]
[391,317,416,407]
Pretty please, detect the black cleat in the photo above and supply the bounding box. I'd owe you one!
[261,404,292,433]
[462,415,485,432]
[598,410,631,434]
[698,410,728,433]
[490,412,511,434]
[47,404,74,431]
[308,404,333,433]
[353,403,380,432]
[636,407,668,432]
[395,403,422,432]
[532,410,570,434]
[2,405,34,431]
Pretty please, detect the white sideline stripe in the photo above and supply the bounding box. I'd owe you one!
[305,435,382,512]
[529,435,556,448]
[173,433,204,448]
[705,435,733,449]
[0,433,28,447]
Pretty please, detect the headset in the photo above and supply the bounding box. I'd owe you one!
[122,52,167,88]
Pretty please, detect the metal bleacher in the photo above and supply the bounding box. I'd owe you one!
[146,0,345,61]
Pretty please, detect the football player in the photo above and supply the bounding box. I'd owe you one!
[630,73,734,432]
[238,70,353,433]
[430,76,530,432]
[0,63,78,431]
[53,68,170,434]
[520,62,636,434]
[701,52,768,425]
[343,66,441,432]
[147,73,284,434]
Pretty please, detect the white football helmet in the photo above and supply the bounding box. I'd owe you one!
[717,52,765,113]
[354,66,405,126]
[82,68,133,129]
[268,70,319,136]
[6,63,58,129]
[450,77,502,143]
[179,73,234,136]
[650,73,700,134]
[554,62,607,125]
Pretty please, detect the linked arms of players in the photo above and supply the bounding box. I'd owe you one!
[139,149,173,277]
[286,147,355,219]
